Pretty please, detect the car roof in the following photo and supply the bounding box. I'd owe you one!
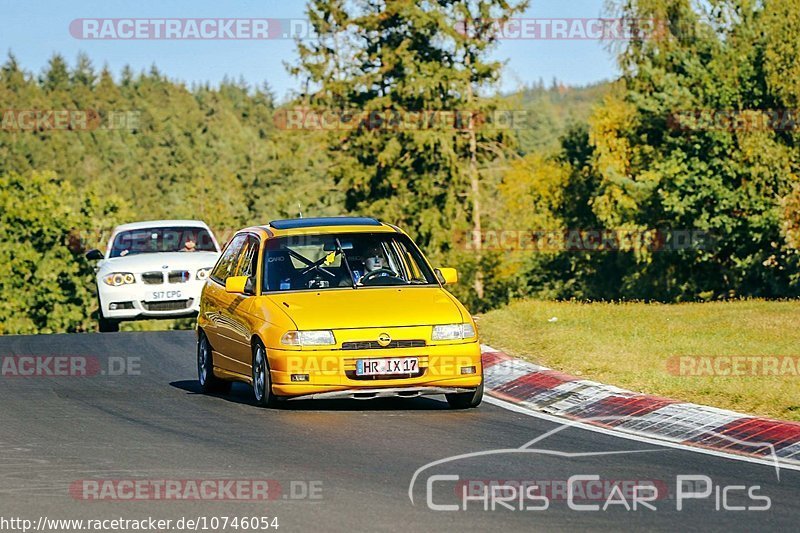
[268,217,382,230]
[251,217,401,237]
[112,220,212,232]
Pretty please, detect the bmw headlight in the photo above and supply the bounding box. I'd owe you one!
[196,267,212,280]
[103,272,136,286]
[281,330,336,346]
[432,323,476,341]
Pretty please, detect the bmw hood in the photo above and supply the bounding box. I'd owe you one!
[97,251,220,274]
[268,287,465,330]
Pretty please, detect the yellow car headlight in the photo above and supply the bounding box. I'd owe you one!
[432,323,476,341]
[281,330,336,346]
[103,272,136,286]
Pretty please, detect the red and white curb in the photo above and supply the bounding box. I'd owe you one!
[481,346,800,467]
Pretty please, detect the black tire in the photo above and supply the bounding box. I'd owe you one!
[95,289,119,333]
[197,332,231,394]
[252,341,280,408]
[446,378,484,409]
[98,316,120,333]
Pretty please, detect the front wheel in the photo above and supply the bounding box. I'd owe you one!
[96,290,119,333]
[252,342,280,408]
[446,379,484,409]
[197,332,231,394]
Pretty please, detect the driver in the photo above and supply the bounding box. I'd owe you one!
[181,238,197,252]
[364,246,386,273]
[350,245,394,285]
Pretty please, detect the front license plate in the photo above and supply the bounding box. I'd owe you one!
[356,357,419,376]
[150,290,182,300]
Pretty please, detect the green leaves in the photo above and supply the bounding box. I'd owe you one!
[0,171,93,333]
[292,0,528,310]
[550,0,800,301]
[0,53,339,333]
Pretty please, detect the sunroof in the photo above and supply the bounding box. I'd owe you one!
[268,217,382,230]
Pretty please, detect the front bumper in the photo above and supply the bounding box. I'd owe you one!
[287,386,477,401]
[97,278,206,320]
[265,340,482,398]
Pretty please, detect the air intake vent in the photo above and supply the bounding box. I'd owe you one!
[168,270,190,284]
[341,340,426,350]
[142,299,192,311]
[141,272,164,285]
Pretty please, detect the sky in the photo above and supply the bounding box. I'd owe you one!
[0,0,619,101]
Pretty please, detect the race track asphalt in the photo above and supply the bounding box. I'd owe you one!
[0,331,797,532]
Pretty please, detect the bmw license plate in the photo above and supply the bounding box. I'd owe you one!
[356,357,419,376]
[150,290,182,300]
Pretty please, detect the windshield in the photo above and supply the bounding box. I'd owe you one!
[262,232,437,291]
[109,227,218,258]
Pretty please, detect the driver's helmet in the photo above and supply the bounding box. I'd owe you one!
[364,246,385,272]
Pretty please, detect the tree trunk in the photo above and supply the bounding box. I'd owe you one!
[465,53,484,301]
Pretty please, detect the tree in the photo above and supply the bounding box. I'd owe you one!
[41,54,70,92]
[0,171,123,333]
[71,52,97,87]
[0,56,339,332]
[571,0,800,299]
[291,0,527,308]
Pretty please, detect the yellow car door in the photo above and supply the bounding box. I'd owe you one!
[220,233,261,375]
[203,233,248,375]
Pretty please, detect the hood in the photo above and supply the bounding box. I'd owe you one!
[267,287,464,330]
[98,251,220,273]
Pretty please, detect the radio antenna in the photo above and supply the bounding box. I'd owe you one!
[297,204,303,218]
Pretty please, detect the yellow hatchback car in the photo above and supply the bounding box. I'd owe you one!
[196,217,483,408]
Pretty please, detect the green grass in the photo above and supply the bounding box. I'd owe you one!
[477,300,800,421]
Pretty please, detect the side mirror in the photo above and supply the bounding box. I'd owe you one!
[85,249,104,260]
[225,276,250,294]
[435,268,458,285]
[244,276,256,295]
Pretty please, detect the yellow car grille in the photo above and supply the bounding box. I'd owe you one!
[340,339,426,350]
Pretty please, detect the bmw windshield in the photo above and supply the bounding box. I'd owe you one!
[109,227,217,258]
[262,233,438,291]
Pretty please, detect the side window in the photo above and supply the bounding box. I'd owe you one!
[210,234,246,283]
[233,235,260,279]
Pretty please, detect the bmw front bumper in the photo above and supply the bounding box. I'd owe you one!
[97,278,206,320]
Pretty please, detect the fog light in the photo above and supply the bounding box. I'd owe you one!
[291,374,309,382]
[461,366,477,375]
[109,303,117,310]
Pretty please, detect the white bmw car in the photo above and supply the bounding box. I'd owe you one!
[86,220,221,332]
